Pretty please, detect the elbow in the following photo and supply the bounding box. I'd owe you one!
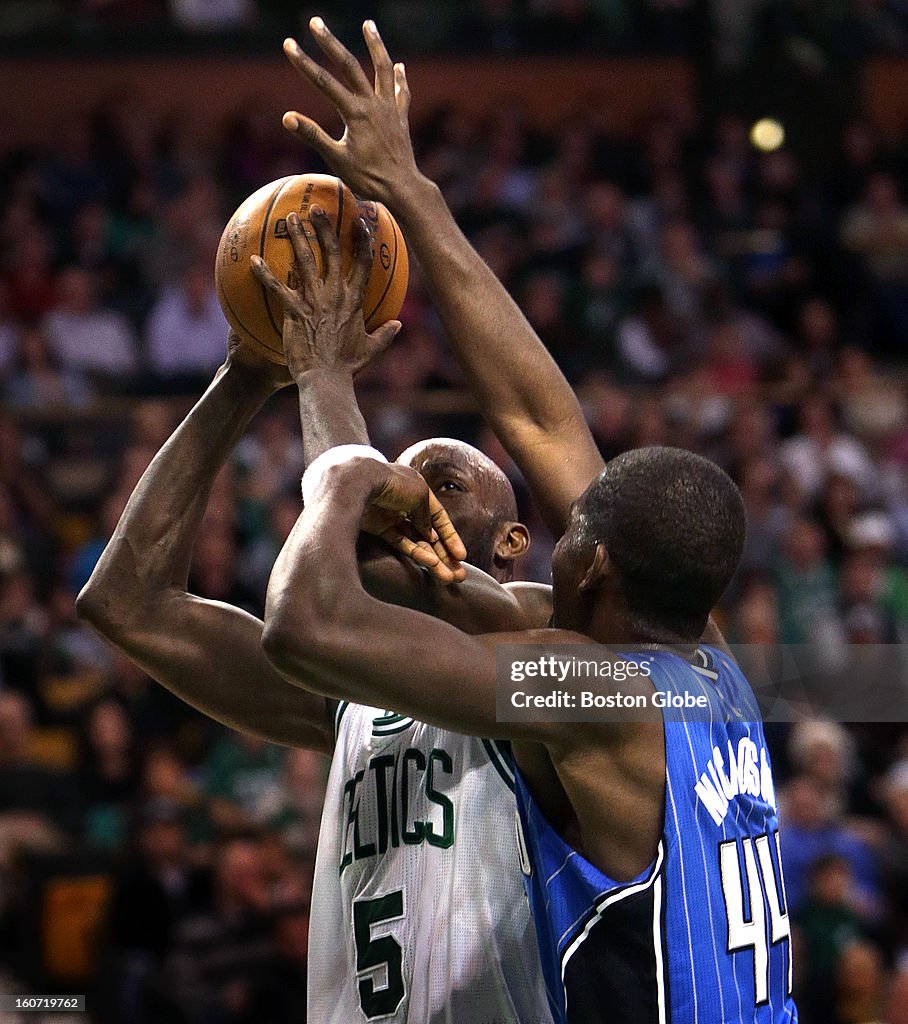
[75,581,116,632]
[261,598,321,679]
[261,621,338,698]
[75,575,145,642]
[260,620,304,678]
[74,583,96,622]
[499,404,579,443]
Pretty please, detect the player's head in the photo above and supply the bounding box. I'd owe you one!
[552,447,745,641]
[396,438,529,583]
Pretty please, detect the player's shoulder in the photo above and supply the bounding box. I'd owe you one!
[506,626,597,645]
[503,582,553,629]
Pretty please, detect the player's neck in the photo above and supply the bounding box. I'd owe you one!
[577,597,638,646]
[585,602,691,648]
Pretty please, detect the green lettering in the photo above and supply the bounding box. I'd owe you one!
[339,774,359,875]
[426,748,455,849]
[400,749,426,845]
[370,754,394,855]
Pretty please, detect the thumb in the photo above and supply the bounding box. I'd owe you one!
[355,320,402,373]
[408,491,437,544]
[283,111,339,164]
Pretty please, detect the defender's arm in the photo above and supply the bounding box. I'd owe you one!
[389,175,605,537]
[282,19,605,536]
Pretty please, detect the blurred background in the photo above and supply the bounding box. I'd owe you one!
[1,2,908,1022]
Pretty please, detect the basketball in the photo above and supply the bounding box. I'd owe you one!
[215,173,409,363]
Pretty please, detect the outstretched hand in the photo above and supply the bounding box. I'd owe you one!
[250,206,400,381]
[282,18,420,207]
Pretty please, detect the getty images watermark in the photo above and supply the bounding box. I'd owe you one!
[496,644,908,724]
[507,652,710,713]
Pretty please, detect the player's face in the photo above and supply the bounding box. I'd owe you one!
[551,492,597,628]
[396,443,500,573]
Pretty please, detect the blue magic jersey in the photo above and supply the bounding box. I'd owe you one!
[514,646,798,1024]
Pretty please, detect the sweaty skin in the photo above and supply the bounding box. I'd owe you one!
[398,439,522,577]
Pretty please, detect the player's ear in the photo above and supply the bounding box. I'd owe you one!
[578,543,608,593]
[494,522,530,566]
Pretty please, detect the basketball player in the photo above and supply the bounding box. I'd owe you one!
[263,18,799,1021]
[264,442,797,1024]
[77,215,554,1023]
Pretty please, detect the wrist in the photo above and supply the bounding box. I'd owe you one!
[293,365,356,391]
[303,446,388,508]
[222,354,288,397]
[218,359,279,402]
[386,172,440,229]
[322,458,388,503]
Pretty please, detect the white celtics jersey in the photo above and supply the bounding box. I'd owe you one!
[308,701,552,1024]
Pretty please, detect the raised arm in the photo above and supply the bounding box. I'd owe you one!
[76,338,334,753]
[281,18,605,536]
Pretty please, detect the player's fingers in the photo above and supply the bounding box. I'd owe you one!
[432,539,466,583]
[425,554,458,584]
[309,16,371,96]
[398,488,437,546]
[381,528,440,570]
[250,255,293,306]
[363,20,394,98]
[309,205,340,282]
[406,537,459,583]
[428,531,467,582]
[394,63,411,121]
[428,491,468,562]
[287,212,318,292]
[282,111,341,164]
[347,217,373,299]
[283,37,353,113]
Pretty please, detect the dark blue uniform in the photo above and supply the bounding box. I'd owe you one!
[515,647,798,1024]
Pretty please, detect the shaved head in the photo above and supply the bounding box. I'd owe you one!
[556,446,745,639]
[396,438,521,580]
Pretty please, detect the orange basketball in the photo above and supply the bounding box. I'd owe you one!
[215,173,409,363]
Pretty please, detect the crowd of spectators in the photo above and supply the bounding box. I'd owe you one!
[3,1,908,60]
[1,26,908,1024]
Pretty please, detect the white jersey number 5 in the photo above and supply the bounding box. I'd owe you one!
[353,890,407,1019]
